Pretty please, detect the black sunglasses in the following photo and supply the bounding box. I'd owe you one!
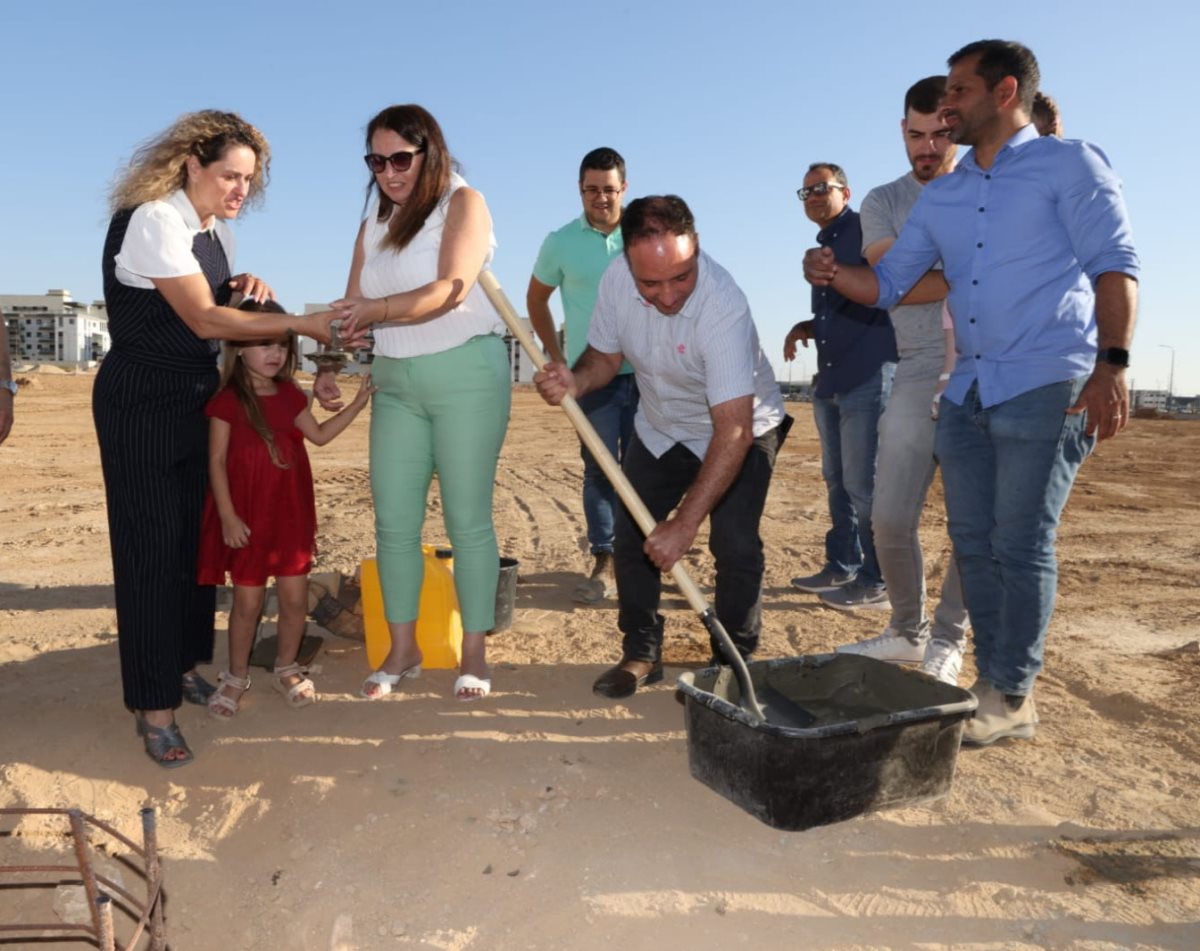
[796,181,848,201]
[363,148,425,174]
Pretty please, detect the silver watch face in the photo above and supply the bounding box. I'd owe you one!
[0,380,17,396]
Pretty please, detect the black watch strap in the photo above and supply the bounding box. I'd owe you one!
[1095,347,1130,368]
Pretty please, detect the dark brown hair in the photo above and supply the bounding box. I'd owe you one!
[620,195,697,248]
[365,104,454,252]
[1032,91,1062,136]
[948,39,1040,114]
[579,146,626,183]
[905,76,947,115]
[219,299,298,469]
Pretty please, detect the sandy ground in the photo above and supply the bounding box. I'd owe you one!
[1,371,1198,950]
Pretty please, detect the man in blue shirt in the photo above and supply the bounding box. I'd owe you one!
[803,40,1139,746]
[528,148,638,604]
[786,163,897,610]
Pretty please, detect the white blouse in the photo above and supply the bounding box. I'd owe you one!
[114,190,236,288]
[358,173,502,359]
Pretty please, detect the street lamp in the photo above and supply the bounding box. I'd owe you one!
[1159,344,1175,411]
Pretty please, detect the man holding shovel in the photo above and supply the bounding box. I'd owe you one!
[535,195,788,699]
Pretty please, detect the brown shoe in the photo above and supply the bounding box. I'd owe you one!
[592,659,664,699]
[962,680,1038,746]
[572,552,617,604]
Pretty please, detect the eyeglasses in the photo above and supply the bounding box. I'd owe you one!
[581,186,622,198]
[796,182,848,201]
[363,149,425,174]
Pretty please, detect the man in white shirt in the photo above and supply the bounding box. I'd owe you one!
[535,196,788,699]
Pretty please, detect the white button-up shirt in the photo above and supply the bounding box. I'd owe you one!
[588,250,784,459]
[114,189,236,288]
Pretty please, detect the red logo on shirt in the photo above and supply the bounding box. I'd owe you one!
[677,344,686,354]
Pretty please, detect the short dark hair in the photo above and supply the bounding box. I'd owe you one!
[905,76,947,115]
[1031,91,1062,136]
[579,147,626,183]
[948,39,1039,114]
[237,298,287,315]
[807,162,848,188]
[620,195,696,247]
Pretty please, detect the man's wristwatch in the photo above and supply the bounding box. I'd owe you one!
[0,380,17,396]
[1095,347,1130,368]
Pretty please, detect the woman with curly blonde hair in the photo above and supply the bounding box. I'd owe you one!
[94,109,339,768]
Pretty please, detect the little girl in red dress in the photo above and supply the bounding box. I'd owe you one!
[197,299,373,717]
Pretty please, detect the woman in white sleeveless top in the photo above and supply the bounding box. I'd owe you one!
[327,104,510,701]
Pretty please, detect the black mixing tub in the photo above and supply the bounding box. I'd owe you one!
[676,653,978,831]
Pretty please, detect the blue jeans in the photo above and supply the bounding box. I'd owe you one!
[577,373,638,554]
[811,364,894,588]
[935,378,1095,695]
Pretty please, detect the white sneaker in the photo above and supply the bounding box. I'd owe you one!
[835,627,925,663]
[920,639,964,685]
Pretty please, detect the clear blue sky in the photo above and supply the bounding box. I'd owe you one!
[3,0,1195,395]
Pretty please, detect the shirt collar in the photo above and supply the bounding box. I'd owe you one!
[577,211,621,238]
[166,189,216,235]
[960,123,1040,173]
[816,206,852,243]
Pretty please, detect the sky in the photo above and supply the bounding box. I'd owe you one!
[3,0,1196,395]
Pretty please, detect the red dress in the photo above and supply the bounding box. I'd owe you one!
[197,382,317,586]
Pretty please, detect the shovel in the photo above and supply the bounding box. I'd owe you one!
[478,270,802,725]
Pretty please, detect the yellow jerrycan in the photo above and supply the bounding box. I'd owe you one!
[360,546,463,669]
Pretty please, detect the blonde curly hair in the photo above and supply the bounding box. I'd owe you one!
[109,110,271,213]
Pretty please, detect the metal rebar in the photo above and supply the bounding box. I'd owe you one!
[68,808,104,939]
[96,893,116,951]
[142,805,166,951]
[0,806,169,950]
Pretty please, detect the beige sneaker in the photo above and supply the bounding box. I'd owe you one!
[962,679,1038,746]
[572,552,616,604]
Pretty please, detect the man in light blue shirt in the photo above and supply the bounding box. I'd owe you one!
[528,147,638,604]
[803,39,1139,747]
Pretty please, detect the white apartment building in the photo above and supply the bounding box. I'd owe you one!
[1132,389,1169,412]
[2,290,110,365]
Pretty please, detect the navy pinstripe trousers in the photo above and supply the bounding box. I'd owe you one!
[93,352,218,710]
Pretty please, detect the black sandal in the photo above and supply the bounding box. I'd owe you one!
[180,671,217,705]
[134,714,194,769]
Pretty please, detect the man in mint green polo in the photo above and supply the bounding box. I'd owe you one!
[527,147,639,604]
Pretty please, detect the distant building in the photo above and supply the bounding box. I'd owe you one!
[780,380,814,402]
[1132,389,1169,412]
[502,319,538,384]
[2,290,110,365]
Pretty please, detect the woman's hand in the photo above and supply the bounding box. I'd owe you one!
[228,273,275,303]
[220,512,251,549]
[313,370,344,411]
[330,295,388,328]
[296,310,339,346]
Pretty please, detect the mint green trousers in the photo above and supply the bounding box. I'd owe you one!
[369,335,511,631]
